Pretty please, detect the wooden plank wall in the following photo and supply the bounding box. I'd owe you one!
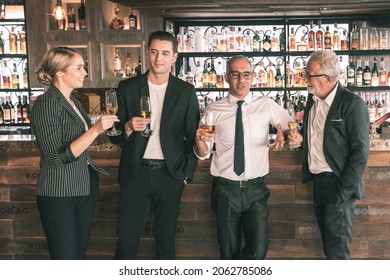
[0,149,389,260]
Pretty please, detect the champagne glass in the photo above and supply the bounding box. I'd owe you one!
[105,89,122,136]
[140,96,153,137]
[200,110,216,154]
[288,119,300,149]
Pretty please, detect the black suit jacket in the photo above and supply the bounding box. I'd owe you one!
[301,84,370,201]
[111,72,200,186]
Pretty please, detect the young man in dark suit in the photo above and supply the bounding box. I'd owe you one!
[111,31,200,259]
[288,50,370,259]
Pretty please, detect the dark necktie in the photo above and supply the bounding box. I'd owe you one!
[234,100,245,176]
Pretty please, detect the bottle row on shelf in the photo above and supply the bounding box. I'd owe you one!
[54,0,86,31]
[0,59,28,90]
[359,91,390,122]
[0,24,26,55]
[112,47,142,78]
[108,7,137,30]
[171,20,389,53]
[0,93,30,125]
[175,55,390,90]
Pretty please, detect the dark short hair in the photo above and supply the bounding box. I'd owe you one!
[147,31,178,54]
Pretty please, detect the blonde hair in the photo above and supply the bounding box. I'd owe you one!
[35,47,80,86]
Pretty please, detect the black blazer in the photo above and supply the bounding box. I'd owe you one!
[111,72,200,186]
[301,84,370,201]
[30,85,103,197]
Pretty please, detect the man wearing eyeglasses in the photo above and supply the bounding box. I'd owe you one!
[194,55,293,259]
[288,50,369,259]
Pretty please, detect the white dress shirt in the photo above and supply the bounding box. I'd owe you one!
[143,81,168,160]
[196,93,292,181]
[308,84,338,174]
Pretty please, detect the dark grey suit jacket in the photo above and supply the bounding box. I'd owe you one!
[301,84,370,201]
[30,85,102,197]
[111,72,200,187]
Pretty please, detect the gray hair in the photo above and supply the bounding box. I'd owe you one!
[226,55,253,73]
[307,50,340,83]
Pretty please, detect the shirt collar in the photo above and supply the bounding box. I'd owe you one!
[228,93,252,106]
[312,83,338,107]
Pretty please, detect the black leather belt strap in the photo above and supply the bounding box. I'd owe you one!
[216,176,264,188]
[142,159,166,169]
[312,172,336,178]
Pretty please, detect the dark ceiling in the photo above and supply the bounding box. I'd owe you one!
[109,0,390,18]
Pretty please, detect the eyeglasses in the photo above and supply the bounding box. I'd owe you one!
[304,72,326,81]
[227,71,254,80]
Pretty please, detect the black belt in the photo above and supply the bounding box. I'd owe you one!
[216,176,264,188]
[312,172,336,178]
[142,159,166,169]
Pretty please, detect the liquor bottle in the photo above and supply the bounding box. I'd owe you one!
[124,51,133,77]
[167,22,174,36]
[216,61,224,89]
[339,56,346,86]
[307,20,315,51]
[257,60,266,87]
[194,61,202,88]
[315,20,323,51]
[178,66,186,81]
[202,60,209,88]
[252,30,262,52]
[332,22,340,50]
[134,56,141,77]
[293,61,301,87]
[379,57,387,86]
[210,30,219,52]
[3,96,11,124]
[289,27,296,51]
[379,28,388,50]
[285,62,293,88]
[0,31,4,54]
[262,34,271,52]
[346,57,355,87]
[296,36,307,52]
[16,95,22,124]
[267,61,275,88]
[300,61,308,87]
[67,7,76,30]
[185,66,194,86]
[371,58,379,87]
[350,22,359,50]
[22,95,29,123]
[184,27,192,52]
[367,94,377,122]
[274,63,283,88]
[271,27,279,52]
[235,27,244,51]
[22,63,28,89]
[113,47,123,77]
[360,21,369,50]
[244,31,252,52]
[324,26,332,49]
[340,30,349,51]
[0,1,5,19]
[108,8,124,30]
[219,27,228,52]
[370,27,379,50]
[279,28,285,52]
[1,61,11,89]
[377,92,385,118]
[57,17,66,30]
[177,27,184,52]
[227,26,235,52]
[355,59,364,87]
[19,27,26,54]
[9,27,17,54]
[129,9,137,30]
[11,63,19,89]
[78,0,86,30]
[363,60,372,86]
[208,59,217,88]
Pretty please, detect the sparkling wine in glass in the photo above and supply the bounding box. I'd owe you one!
[140,96,153,137]
[200,110,216,153]
[288,120,300,148]
[105,89,122,136]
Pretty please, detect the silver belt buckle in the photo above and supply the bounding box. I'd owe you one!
[239,180,246,187]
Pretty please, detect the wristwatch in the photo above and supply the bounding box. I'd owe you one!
[184,177,192,184]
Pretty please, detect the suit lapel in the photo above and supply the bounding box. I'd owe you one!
[160,74,177,125]
[323,84,343,141]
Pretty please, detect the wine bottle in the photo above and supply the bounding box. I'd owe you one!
[113,47,123,77]
[1,61,11,89]
[257,60,266,87]
[252,30,262,52]
[267,61,275,88]
[332,22,340,50]
[371,58,379,87]
[370,27,379,50]
[3,96,11,124]
[67,7,76,30]
[9,27,17,54]
[363,60,372,86]
[208,59,217,88]
[350,22,359,50]
[315,20,323,51]
[355,59,364,87]
[129,9,137,30]
[379,57,387,86]
[289,27,296,51]
[307,20,315,51]
[19,27,26,54]
[11,63,19,89]
[324,26,332,49]
[78,0,86,30]
[274,63,283,88]
[346,57,355,87]
[202,60,209,88]
[16,95,22,124]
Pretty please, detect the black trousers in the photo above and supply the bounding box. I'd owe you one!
[212,177,270,260]
[313,174,356,260]
[114,165,185,260]
[36,167,100,260]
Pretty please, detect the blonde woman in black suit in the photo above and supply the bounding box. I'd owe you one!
[30,47,118,259]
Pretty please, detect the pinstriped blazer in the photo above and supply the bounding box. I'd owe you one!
[30,84,103,197]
